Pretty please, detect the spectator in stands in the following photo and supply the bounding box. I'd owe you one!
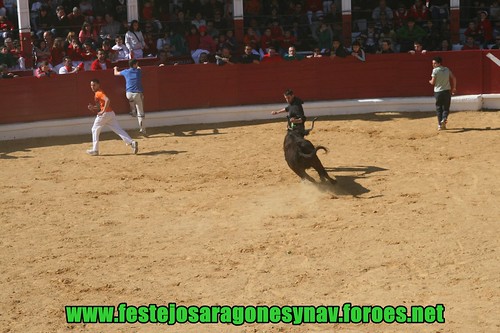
[80,40,97,62]
[422,19,441,51]
[171,10,191,36]
[350,40,366,61]
[79,0,93,18]
[279,30,297,55]
[375,9,394,34]
[90,49,112,70]
[409,0,429,26]
[244,0,261,25]
[53,6,69,38]
[361,22,379,53]
[215,33,228,53]
[186,24,200,53]
[205,20,219,40]
[67,7,85,33]
[64,31,76,49]
[239,45,260,64]
[50,37,66,68]
[305,0,323,25]
[490,36,500,49]
[215,46,235,66]
[378,39,395,53]
[33,39,51,65]
[243,27,259,51]
[490,1,500,23]
[306,47,323,58]
[323,2,341,26]
[372,0,393,25]
[393,3,409,29]
[112,35,130,61]
[329,38,348,58]
[213,10,228,34]
[35,6,54,40]
[184,0,203,20]
[464,21,480,43]
[316,22,333,51]
[115,0,127,22]
[408,40,427,54]
[0,63,18,78]
[35,60,55,78]
[284,45,304,61]
[225,30,237,52]
[157,49,174,66]
[198,51,211,64]
[191,12,206,30]
[66,36,82,61]
[438,39,452,51]
[203,0,224,20]
[198,25,216,54]
[397,17,426,52]
[102,39,117,62]
[125,20,147,59]
[462,35,480,50]
[477,10,493,46]
[0,14,14,40]
[156,28,171,52]
[143,30,157,56]
[43,31,54,49]
[429,0,449,26]
[30,1,43,31]
[260,27,274,54]
[100,13,121,41]
[59,56,83,74]
[288,3,309,38]
[261,45,283,62]
[0,44,16,68]
[170,27,189,56]
[79,22,98,46]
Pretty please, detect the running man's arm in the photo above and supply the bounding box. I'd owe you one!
[271,108,286,115]
[429,76,436,85]
[450,72,457,94]
[101,95,110,114]
[113,66,121,76]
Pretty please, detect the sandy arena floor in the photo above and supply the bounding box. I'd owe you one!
[0,110,499,333]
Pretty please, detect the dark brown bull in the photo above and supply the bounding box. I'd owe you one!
[283,119,336,184]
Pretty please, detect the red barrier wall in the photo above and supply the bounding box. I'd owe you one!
[1,50,498,125]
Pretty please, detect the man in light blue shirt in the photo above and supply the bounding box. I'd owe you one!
[429,56,457,131]
[114,59,147,136]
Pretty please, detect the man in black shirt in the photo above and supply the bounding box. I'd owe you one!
[239,45,260,64]
[271,89,307,134]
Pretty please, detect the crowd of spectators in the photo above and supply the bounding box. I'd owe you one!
[0,0,500,77]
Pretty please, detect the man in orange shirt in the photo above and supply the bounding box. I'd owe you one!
[87,78,138,156]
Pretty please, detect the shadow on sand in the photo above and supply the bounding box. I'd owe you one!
[312,165,388,197]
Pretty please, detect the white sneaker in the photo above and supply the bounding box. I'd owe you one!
[139,128,148,137]
[86,149,99,156]
[131,141,138,154]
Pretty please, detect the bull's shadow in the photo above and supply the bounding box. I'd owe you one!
[322,165,388,197]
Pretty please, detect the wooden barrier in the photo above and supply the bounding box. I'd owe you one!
[0,50,498,125]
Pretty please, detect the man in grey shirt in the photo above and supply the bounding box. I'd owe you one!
[429,56,457,130]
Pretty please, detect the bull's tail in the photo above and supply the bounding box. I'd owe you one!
[299,145,328,158]
[316,146,328,154]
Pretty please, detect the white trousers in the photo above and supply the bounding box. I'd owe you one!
[91,111,133,151]
[126,92,145,130]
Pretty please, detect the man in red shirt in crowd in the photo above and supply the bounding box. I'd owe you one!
[91,49,112,71]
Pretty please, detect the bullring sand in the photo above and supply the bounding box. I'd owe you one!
[0,111,499,333]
